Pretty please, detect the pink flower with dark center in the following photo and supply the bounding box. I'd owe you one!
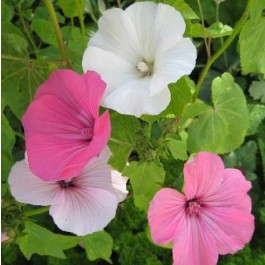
[22,69,111,181]
[8,148,128,236]
[148,152,255,265]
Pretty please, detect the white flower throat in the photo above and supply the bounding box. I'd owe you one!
[137,61,153,76]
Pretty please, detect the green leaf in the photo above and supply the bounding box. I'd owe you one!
[247,104,265,136]
[206,22,233,38]
[81,231,113,262]
[1,3,14,22]
[58,0,85,18]
[108,113,141,171]
[258,138,265,179]
[1,113,15,183]
[239,18,265,74]
[186,73,249,153]
[186,22,233,38]
[32,19,58,47]
[18,221,79,260]
[123,162,165,210]
[2,33,53,119]
[159,0,198,19]
[249,81,265,103]
[166,131,188,161]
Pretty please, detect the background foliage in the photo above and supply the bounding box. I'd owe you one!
[1,0,265,264]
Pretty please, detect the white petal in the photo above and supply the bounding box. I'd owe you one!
[76,147,128,202]
[150,38,197,96]
[103,77,171,117]
[89,8,141,63]
[50,187,119,236]
[111,171,128,202]
[82,46,138,97]
[126,2,186,60]
[8,160,60,205]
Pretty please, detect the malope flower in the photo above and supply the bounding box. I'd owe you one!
[8,148,128,236]
[82,1,197,117]
[22,70,111,181]
[148,152,254,265]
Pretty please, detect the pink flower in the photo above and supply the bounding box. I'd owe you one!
[148,152,254,265]
[1,232,9,243]
[8,148,128,236]
[22,69,111,181]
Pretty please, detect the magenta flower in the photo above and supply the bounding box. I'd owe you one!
[148,152,254,265]
[8,148,128,236]
[22,69,111,181]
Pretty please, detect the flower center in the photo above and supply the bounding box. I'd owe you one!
[186,198,201,216]
[58,180,75,189]
[137,61,153,76]
[80,127,93,141]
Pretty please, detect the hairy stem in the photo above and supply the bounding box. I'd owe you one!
[193,3,250,100]
[24,206,50,217]
[44,0,71,68]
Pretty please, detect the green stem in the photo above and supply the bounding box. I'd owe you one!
[44,0,71,68]
[193,4,250,101]
[1,54,67,65]
[24,206,50,217]
[75,0,86,40]
[18,8,38,55]
[196,0,211,59]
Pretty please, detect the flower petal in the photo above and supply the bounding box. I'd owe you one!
[172,217,218,265]
[23,94,110,181]
[150,38,197,96]
[82,46,138,98]
[89,8,141,63]
[183,152,225,199]
[148,188,186,244]
[104,77,171,117]
[75,147,128,202]
[35,70,106,120]
[126,2,186,60]
[202,169,252,209]
[201,205,254,255]
[50,187,119,236]
[201,169,254,254]
[8,160,60,205]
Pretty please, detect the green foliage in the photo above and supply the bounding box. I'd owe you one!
[123,161,165,210]
[108,113,141,171]
[249,81,265,103]
[153,0,198,19]
[239,0,265,74]
[18,221,79,260]
[186,21,233,38]
[57,0,85,18]
[185,73,249,153]
[80,231,113,262]
[247,104,265,136]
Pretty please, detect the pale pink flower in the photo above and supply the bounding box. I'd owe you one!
[148,152,254,265]
[1,232,9,243]
[8,148,128,236]
[22,69,111,181]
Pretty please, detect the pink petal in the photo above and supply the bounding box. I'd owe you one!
[35,70,106,120]
[8,160,61,205]
[183,152,225,199]
[200,169,254,254]
[172,217,218,265]
[49,187,119,236]
[203,169,252,209]
[148,188,186,245]
[201,206,254,255]
[22,93,110,181]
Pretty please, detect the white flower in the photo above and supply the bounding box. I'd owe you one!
[82,1,197,117]
[8,148,128,236]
